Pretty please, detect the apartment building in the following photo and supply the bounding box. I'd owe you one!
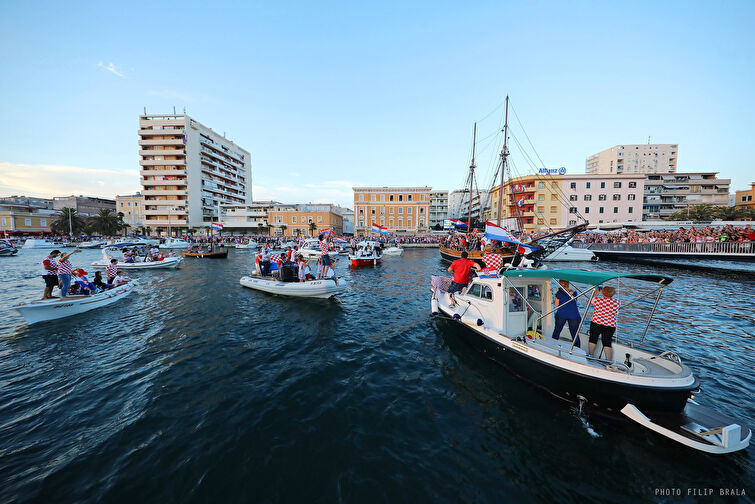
[586,144,678,175]
[352,186,431,235]
[0,195,53,209]
[448,189,490,222]
[735,183,755,209]
[429,190,449,229]
[53,195,115,216]
[116,193,145,230]
[138,114,252,233]
[220,201,282,234]
[487,173,644,232]
[267,204,344,237]
[0,201,55,234]
[643,172,730,220]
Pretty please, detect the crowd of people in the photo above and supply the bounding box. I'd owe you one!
[575,225,755,244]
[41,249,130,299]
[253,233,339,284]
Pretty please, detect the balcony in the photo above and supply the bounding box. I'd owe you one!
[141,189,188,196]
[142,199,187,206]
[139,138,184,146]
[140,159,186,166]
[139,119,186,128]
[140,169,187,177]
[142,178,188,186]
[143,209,188,216]
[143,218,187,226]
[139,128,184,136]
[139,149,186,157]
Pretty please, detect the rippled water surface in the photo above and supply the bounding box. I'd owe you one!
[1,248,753,503]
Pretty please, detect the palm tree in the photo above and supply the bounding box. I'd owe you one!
[90,208,121,236]
[308,222,317,236]
[280,224,288,236]
[50,207,85,235]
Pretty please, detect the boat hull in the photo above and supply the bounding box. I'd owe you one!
[184,250,228,258]
[544,244,597,262]
[0,248,19,256]
[382,247,403,256]
[239,276,345,298]
[349,255,381,267]
[14,282,136,324]
[91,258,183,269]
[441,318,697,414]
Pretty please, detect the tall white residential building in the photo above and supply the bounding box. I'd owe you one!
[586,144,678,175]
[429,190,448,228]
[448,189,490,222]
[643,172,730,220]
[139,114,252,232]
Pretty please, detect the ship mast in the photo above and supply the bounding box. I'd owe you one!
[497,96,509,227]
[467,122,477,235]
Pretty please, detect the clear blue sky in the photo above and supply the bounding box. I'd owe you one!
[1,1,753,207]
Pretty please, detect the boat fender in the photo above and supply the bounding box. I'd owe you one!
[476,319,484,327]
[453,313,461,320]
[431,298,439,315]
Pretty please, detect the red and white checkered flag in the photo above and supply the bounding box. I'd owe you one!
[483,253,504,270]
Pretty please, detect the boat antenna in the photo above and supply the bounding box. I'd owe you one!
[497,95,509,228]
[467,122,477,235]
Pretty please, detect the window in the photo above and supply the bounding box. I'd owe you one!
[569,207,577,213]
[584,195,592,201]
[538,182,545,188]
[570,182,576,189]
[40,219,47,226]
[408,195,412,201]
[538,206,544,213]
[551,195,558,201]
[419,207,424,214]
[538,195,544,201]
[358,208,363,214]
[551,182,558,188]
[399,195,403,201]
[398,207,403,214]
[1,217,6,226]
[569,220,577,225]
[613,194,621,201]
[613,207,618,214]
[550,206,557,213]
[381,194,385,201]
[628,181,637,188]
[585,207,590,214]
[628,194,636,201]
[549,218,557,225]
[527,285,542,300]
[389,195,394,201]
[406,207,412,214]
[380,206,385,214]
[291,216,297,224]
[569,195,577,201]
[371,194,376,201]
[586,182,591,189]
[537,218,544,225]
[628,207,634,214]
[600,182,606,189]
[599,194,606,201]
[508,287,524,312]
[599,207,604,214]
[359,194,364,201]
[371,208,376,214]
[614,181,622,188]
[389,207,394,214]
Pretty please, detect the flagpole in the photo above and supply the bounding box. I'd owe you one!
[467,122,476,235]
[497,96,509,228]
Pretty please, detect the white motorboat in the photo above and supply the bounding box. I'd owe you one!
[22,238,68,249]
[239,275,347,298]
[0,240,19,256]
[382,246,403,256]
[543,240,597,262]
[77,239,107,249]
[349,240,382,266]
[234,240,258,249]
[12,281,137,324]
[159,237,190,249]
[430,268,750,454]
[106,237,160,248]
[91,248,183,270]
[298,238,323,259]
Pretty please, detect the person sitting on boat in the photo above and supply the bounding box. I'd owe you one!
[72,268,96,295]
[105,259,119,284]
[93,271,111,291]
[41,249,61,299]
[324,257,338,285]
[259,247,272,276]
[447,250,480,307]
[56,249,81,298]
[112,273,130,287]
[589,286,620,362]
[297,255,314,281]
[157,252,164,261]
[550,280,582,348]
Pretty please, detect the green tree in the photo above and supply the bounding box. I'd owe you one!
[90,208,122,235]
[50,207,85,235]
[280,224,288,235]
[308,222,317,235]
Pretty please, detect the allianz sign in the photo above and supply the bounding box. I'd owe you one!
[538,167,567,175]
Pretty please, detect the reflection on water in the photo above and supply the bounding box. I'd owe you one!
[0,248,752,502]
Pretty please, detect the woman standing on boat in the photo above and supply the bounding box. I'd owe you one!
[550,280,582,347]
[41,250,61,299]
[589,286,620,362]
[56,249,81,298]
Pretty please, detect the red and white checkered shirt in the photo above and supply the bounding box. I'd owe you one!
[105,264,119,278]
[592,296,620,327]
[57,259,73,275]
[42,256,58,275]
[319,240,328,255]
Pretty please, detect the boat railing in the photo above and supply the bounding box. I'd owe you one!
[578,241,754,255]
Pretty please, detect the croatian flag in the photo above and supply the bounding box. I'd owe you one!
[485,221,538,255]
[321,228,331,237]
[372,223,388,234]
[517,198,525,208]
[449,219,468,229]
[211,222,224,231]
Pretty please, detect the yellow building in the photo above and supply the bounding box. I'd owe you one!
[267,204,344,237]
[353,186,431,235]
[0,202,55,235]
[735,183,755,209]
[116,193,145,230]
[487,175,562,233]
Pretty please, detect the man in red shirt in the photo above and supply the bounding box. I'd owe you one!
[447,250,480,306]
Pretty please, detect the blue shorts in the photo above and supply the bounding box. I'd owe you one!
[321,254,331,266]
[448,281,467,294]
